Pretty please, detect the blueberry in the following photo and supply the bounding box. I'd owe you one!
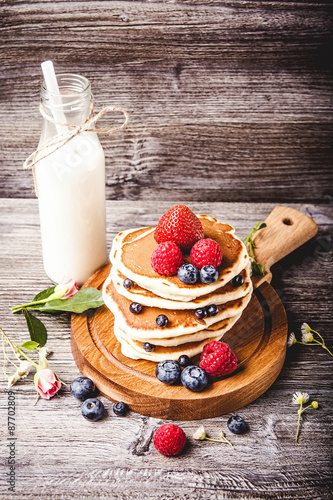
[206,304,219,317]
[181,365,209,392]
[227,415,247,434]
[130,302,143,314]
[195,307,207,320]
[156,314,168,327]
[113,401,129,416]
[81,398,104,421]
[123,278,134,290]
[177,263,199,284]
[232,274,245,287]
[178,354,191,367]
[70,376,95,401]
[156,360,181,385]
[200,265,218,284]
[143,342,155,352]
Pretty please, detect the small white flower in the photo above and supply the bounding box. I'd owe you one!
[292,392,310,405]
[193,425,207,440]
[7,372,20,388]
[302,331,314,343]
[287,332,296,347]
[17,360,33,377]
[7,360,33,388]
[301,323,311,335]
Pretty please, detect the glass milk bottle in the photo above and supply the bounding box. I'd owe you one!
[35,74,107,286]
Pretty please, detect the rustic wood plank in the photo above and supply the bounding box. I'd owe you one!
[1,1,332,202]
[0,199,332,499]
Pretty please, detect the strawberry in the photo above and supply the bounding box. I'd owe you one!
[153,423,186,456]
[199,341,237,377]
[190,238,222,269]
[151,241,183,276]
[154,205,204,250]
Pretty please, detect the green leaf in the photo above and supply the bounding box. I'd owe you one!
[19,341,40,350]
[33,286,56,302]
[258,222,267,230]
[23,309,47,346]
[28,287,104,314]
[252,261,265,276]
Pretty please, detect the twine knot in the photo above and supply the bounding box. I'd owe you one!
[23,104,128,172]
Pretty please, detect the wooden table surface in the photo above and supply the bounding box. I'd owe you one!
[1,200,332,500]
[1,1,333,499]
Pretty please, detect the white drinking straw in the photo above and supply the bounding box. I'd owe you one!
[41,60,68,135]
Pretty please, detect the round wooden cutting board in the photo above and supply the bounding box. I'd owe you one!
[71,206,318,420]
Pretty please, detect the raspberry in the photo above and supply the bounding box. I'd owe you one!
[190,238,222,269]
[153,423,186,456]
[154,205,204,250]
[151,241,183,276]
[199,341,237,377]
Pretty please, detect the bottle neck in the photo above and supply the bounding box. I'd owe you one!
[40,73,93,127]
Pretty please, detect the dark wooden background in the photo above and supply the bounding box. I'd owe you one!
[1,0,332,203]
[1,2,333,500]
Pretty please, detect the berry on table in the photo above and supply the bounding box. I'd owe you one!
[143,342,155,352]
[190,238,223,269]
[151,241,183,276]
[178,354,191,367]
[177,263,199,284]
[113,401,129,416]
[206,304,219,317]
[156,314,168,327]
[123,278,134,290]
[153,423,186,456]
[199,341,237,377]
[154,205,204,250]
[129,302,143,314]
[181,365,209,392]
[227,415,247,434]
[156,360,181,385]
[232,274,245,287]
[81,398,104,421]
[70,376,95,401]
[200,265,218,284]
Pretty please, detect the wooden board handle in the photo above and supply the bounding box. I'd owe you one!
[251,206,318,287]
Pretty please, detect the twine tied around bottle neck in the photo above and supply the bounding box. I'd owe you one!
[23,103,128,196]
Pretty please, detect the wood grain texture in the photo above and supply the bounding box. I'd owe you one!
[1,1,332,202]
[71,265,287,420]
[0,199,332,499]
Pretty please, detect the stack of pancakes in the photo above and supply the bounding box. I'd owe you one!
[102,214,252,362]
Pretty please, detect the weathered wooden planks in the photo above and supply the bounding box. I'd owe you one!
[1,1,332,202]
[0,199,332,499]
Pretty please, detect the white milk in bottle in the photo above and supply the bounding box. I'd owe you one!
[35,72,107,285]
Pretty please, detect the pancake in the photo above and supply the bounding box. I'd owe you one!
[113,324,229,361]
[110,215,249,301]
[114,313,241,346]
[103,211,253,362]
[103,272,252,340]
[109,264,252,310]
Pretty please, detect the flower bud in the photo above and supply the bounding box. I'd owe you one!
[34,369,61,400]
[7,360,33,388]
[50,279,79,301]
[193,425,207,440]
